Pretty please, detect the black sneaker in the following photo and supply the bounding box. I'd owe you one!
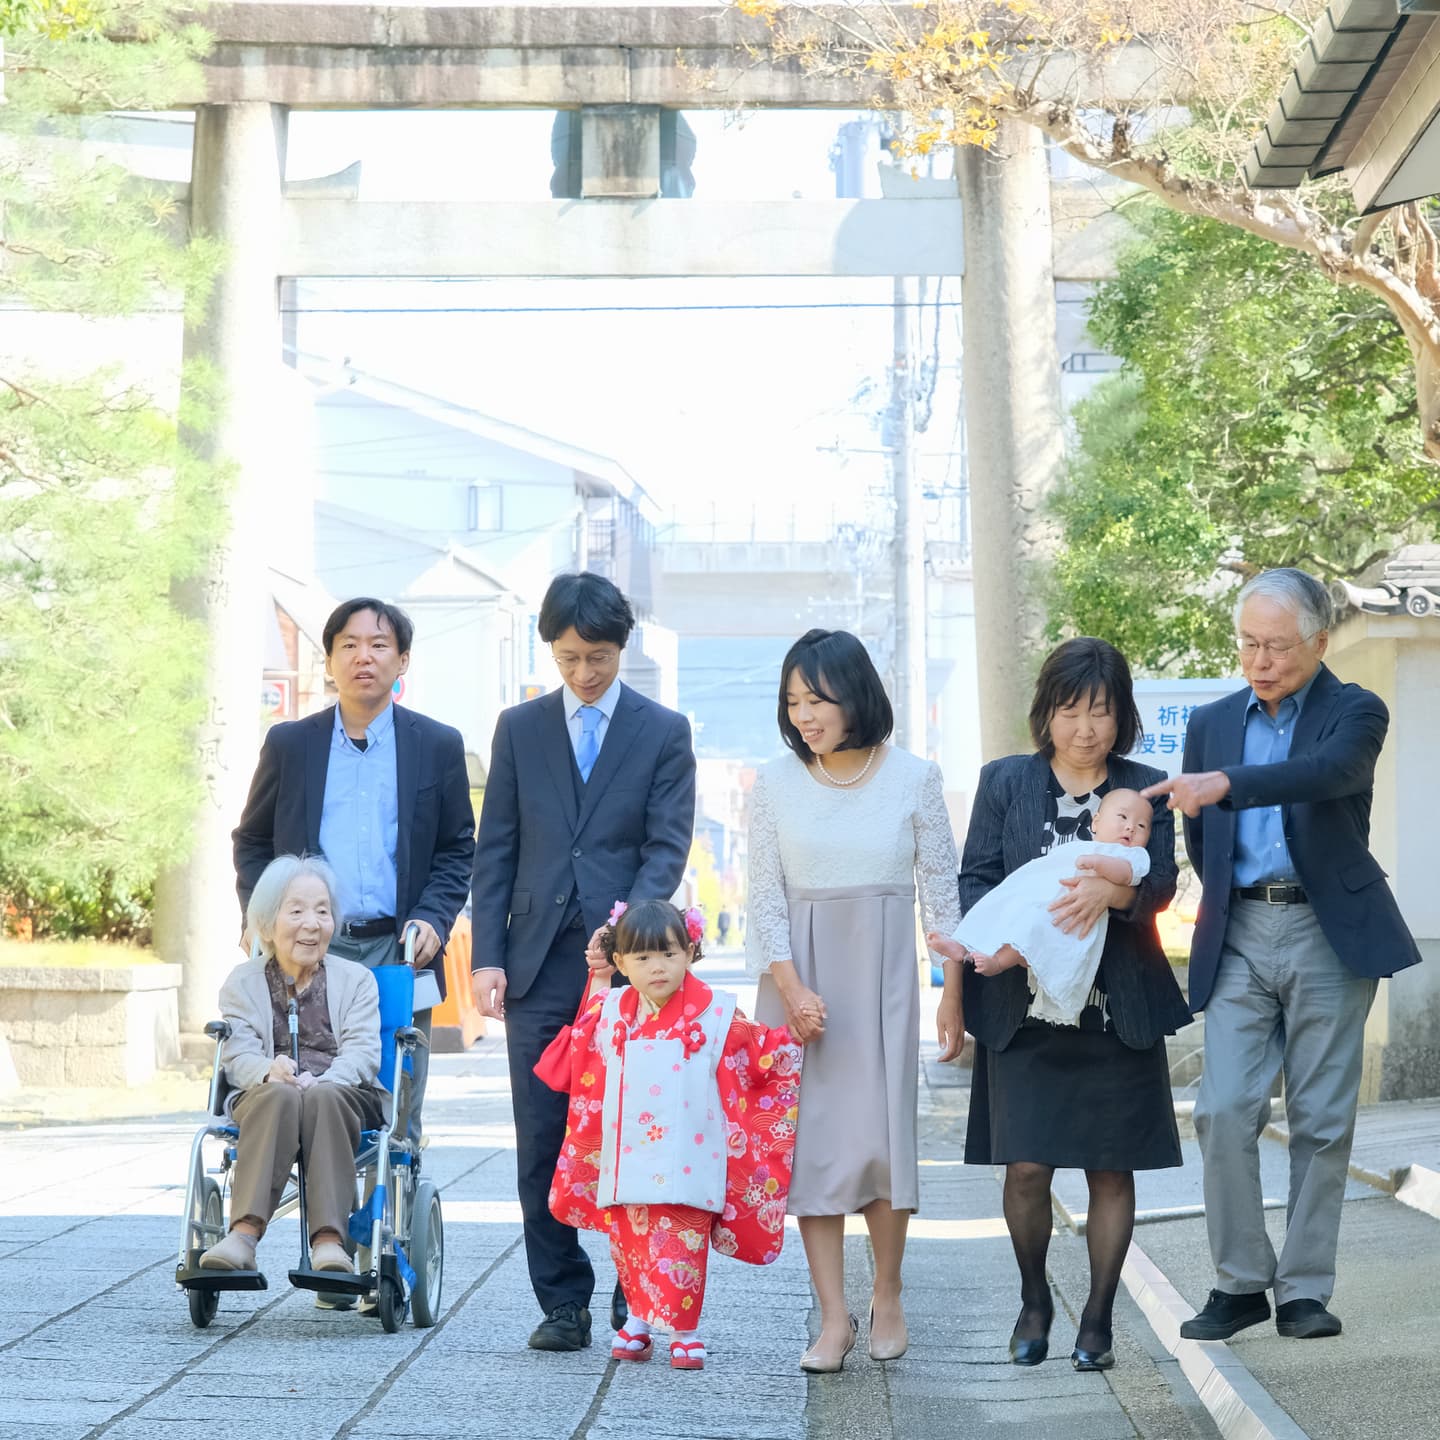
[528,1301,593,1352]
[1179,1289,1271,1340]
[1275,1299,1342,1339]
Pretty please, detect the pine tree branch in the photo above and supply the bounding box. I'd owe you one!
[0,376,48,406]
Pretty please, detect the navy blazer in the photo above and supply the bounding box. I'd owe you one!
[959,751,1192,1051]
[471,684,696,1001]
[232,705,476,998]
[1181,664,1421,1011]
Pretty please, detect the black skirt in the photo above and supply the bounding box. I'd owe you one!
[965,1016,1181,1172]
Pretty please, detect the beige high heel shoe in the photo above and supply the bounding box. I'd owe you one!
[868,1300,909,1361]
[799,1314,858,1373]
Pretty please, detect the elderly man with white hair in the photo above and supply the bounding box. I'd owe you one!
[1144,567,1422,1342]
[199,854,383,1275]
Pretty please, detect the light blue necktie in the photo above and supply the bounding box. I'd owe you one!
[577,705,602,783]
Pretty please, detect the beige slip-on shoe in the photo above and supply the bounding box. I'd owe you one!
[310,1240,355,1273]
[199,1230,258,1271]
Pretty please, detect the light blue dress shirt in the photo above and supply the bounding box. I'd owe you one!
[1232,670,1320,887]
[318,701,399,922]
[563,677,621,771]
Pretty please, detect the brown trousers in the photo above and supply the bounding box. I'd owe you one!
[229,1081,382,1241]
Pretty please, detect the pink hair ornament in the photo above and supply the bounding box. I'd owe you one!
[607,899,628,926]
[683,906,705,945]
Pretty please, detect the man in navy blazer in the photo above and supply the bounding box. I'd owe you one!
[471,572,696,1352]
[1145,569,1420,1343]
[234,599,475,1149]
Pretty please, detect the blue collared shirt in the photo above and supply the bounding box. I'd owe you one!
[563,677,622,768]
[1232,670,1320,886]
[318,702,399,922]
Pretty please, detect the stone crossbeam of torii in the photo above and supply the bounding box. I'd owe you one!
[150,2,1164,1035]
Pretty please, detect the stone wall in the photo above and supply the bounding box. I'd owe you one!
[1329,612,1440,1101]
[0,964,183,1087]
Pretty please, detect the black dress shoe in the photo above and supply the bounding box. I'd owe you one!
[1008,1303,1053,1366]
[1178,1288,1270,1341]
[1071,1345,1115,1371]
[1275,1299,1342,1339]
[528,1302,593,1351]
[610,1281,628,1332]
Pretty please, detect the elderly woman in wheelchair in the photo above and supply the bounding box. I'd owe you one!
[199,854,385,1276]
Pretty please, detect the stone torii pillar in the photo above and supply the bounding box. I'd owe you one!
[957,120,1067,761]
[154,102,287,1037]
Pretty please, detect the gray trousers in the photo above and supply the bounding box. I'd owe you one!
[329,931,431,1143]
[230,1082,381,1240]
[1193,898,1377,1306]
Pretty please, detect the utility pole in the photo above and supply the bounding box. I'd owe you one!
[890,275,927,757]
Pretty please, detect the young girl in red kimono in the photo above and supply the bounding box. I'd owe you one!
[534,898,802,1372]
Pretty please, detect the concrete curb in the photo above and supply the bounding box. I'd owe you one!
[1121,1242,1312,1440]
[1050,1178,1310,1438]
[1263,1120,1440,1222]
[1395,1163,1440,1219]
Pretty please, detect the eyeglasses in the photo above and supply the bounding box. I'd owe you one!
[551,646,621,673]
[1235,636,1308,658]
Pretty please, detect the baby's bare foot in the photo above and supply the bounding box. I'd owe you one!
[973,948,1025,976]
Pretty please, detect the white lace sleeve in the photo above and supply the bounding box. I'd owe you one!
[914,762,961,951]
[744,768,793,977]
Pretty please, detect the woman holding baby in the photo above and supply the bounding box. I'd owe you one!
[933,638,1191,1373]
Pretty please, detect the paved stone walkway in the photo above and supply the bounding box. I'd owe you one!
[1,961,1219,1440]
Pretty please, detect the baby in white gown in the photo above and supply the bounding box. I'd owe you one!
[935,788,1153,1027]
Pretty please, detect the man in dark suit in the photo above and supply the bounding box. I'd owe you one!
[1144,568,1421,1342]
[234,598,476,1150]
[471,572,695,1352]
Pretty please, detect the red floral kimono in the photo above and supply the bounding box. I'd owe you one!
[534,971,801,1328]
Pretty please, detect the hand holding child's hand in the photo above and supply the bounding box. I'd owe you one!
[584,925,616,981]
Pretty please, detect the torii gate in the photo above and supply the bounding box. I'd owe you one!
[158,2,1156,1031]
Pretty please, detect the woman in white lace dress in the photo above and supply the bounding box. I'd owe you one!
[748,629,960,1373]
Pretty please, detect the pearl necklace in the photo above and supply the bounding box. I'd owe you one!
[816,745,878,787]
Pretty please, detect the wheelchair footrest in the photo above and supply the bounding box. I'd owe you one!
[288,1267,372,1295]
[177,1265,268,1292]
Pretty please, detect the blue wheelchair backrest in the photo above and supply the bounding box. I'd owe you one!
[372,963,415,1096]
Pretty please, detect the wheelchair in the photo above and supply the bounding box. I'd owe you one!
[174,930,443,1334]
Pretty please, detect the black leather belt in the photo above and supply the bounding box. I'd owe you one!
[1234,885,1308,905]
[340,916,396,939]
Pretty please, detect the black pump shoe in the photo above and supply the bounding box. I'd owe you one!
[1008,1304,1053,1366]
[1009,1333,1049,1366]
[1071,1345,1115,1372]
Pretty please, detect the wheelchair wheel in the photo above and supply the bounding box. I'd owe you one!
[409,1181,443,1328]
[377,1274,405,1334]
[187,1179,223,1329]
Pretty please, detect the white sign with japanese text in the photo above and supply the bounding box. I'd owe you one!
[1126,678,1241,777]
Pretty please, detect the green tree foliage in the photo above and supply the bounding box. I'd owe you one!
[1,1,223,936]
[1048,204,1440,675]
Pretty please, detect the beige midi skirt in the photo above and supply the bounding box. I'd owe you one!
[755,883,920,1216]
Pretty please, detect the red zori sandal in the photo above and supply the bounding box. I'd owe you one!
[610,1329,654,1362]
[669,1338,706,1371]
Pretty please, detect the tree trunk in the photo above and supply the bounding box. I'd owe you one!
[957,119,1067,761]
